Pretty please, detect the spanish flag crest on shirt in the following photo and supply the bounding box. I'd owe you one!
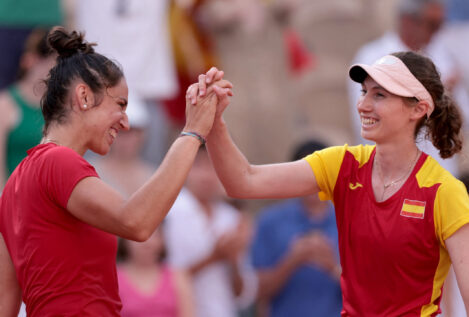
[401,199,426,219]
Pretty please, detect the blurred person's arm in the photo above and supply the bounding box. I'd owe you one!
[186,230,238,275]
[0,92,17,189]
[174,270,195,317]
[0,234,22,316]
[228,214,253,297]
[187,218,250,281]
[229,260,244,297]
[446,224,469,312]
[187,249,223,275]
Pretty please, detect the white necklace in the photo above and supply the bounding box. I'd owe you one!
[376,149,420,198]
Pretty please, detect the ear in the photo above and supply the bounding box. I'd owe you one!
[74,83,95,111]
[410,100,429,121]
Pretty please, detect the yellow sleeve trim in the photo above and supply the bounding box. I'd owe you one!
[303,144,374,202]
[432,176,469,247]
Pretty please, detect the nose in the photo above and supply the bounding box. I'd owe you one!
[357,93,372,113]
[120,112,130,131]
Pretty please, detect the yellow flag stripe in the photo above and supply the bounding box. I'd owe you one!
[402,203,425,214]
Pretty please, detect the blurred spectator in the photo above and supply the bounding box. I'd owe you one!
[250,139,341,317]
[164,0,265,125]
[347,0,467,177]
[447,0,469,22]
[440,0,469,139]
[163,0,218,127]
[0,28,56,188]
[0,0,63,90]
[117,229,194,317]
[164,148,257,317]
[75,0,178,165]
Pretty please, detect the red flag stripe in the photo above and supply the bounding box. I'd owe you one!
[403,199,426,207]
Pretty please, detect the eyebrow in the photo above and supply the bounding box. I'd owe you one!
[116,97,128,106]
[105,88,128,105]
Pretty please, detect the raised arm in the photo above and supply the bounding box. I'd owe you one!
[189,68,320,199]
[67,89,221,242]
[207,119,318,199]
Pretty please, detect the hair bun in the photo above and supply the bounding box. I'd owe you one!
[47,26,96,58]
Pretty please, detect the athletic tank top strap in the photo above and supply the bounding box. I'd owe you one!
[6,86,44,176]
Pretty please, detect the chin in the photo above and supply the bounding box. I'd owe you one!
[361,131,377,143]
[91,144,111,156]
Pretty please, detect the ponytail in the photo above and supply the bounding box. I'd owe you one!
[426,93,462,158]
[392,51,463,158]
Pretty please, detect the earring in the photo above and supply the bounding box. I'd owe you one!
[83,104,87,109]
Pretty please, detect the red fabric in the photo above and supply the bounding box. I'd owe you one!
[162,72,191,126]
[0,143,121,316]
[284,28,315,75]
[117,265,179,317]
[334,150,441,316]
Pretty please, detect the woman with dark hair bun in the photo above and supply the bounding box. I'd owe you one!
[189,51,469,315]
[0,26,232,316]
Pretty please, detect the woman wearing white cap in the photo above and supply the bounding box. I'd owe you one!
[188,51,469,315]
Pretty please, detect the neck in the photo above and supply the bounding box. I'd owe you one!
[106,153,138,165]
[43,122,88,156]
[374,141,420,181]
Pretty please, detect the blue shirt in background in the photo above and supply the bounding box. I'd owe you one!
[251,198,342,317]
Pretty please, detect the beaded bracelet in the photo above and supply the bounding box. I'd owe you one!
[180,131,206,145]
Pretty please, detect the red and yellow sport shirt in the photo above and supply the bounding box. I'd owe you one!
[305,144,469,316]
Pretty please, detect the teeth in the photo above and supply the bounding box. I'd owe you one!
[110,129,117,139]
[361,117,377,125]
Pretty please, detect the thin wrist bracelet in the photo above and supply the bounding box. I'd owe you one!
[180,131,206,145]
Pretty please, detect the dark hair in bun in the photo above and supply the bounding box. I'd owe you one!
[48,26,96,58]
[41,26,124,134]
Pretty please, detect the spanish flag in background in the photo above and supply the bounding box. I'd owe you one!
[400,199,426,219]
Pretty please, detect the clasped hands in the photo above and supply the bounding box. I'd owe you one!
[183,67,233,139]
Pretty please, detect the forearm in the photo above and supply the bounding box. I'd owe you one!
[188,252,220,276]
[120,136,202,240]
[256,256,299,301]
[206,119,255,198]
[229,261,244,296]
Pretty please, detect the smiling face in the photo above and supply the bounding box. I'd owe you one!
[86,78,129,155]
[357,76,416,144]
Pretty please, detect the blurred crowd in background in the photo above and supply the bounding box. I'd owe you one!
[1,0,468,316]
